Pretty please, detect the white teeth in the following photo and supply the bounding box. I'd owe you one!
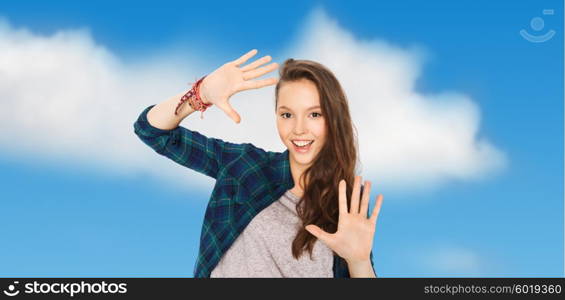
[292,140,313,147]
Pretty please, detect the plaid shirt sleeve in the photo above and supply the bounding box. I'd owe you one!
[133,105,248,179]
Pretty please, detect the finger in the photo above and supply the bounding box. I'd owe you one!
[242,62,279,81]
[359,180,371,217]
[216,102,241,124]
[305,225,333,246]
[350,176,362,214]
[232,49,258,67]
[240,55,272,72]
[238,77,279,91]
[338,179,347,215]
[369,194,384,224]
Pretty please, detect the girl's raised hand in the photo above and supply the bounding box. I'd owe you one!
[199,49,279,124]
[305,176,384,264]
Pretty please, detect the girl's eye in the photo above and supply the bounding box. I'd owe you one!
[280,112,322,119]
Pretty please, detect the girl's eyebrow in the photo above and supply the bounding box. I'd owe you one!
[278,105,321,111]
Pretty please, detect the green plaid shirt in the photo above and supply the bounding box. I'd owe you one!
[133,105,375,277]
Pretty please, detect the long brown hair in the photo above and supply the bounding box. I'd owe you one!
[275,59,359,260]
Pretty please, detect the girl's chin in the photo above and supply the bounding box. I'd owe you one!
[290,151,316,165]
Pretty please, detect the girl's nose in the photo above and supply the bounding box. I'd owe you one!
[293,118,306,135]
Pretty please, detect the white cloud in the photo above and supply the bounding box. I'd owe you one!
[417,244,484,276]
[0,8,506,195]
[281,8,507,193]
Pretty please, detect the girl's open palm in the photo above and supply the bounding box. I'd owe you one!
[305,176,383,263]
[199,49,279,124]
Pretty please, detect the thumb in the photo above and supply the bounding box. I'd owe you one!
[217,102,241,124]
[305,225,333,245]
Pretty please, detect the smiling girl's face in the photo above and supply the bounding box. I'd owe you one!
[276,78,327,169]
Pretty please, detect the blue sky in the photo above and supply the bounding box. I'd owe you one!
[0,0,563,277]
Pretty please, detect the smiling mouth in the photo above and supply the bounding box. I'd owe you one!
[291,140,314,147]
[291,140,314,153]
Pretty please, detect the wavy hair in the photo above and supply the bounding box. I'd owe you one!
[275,59,360,260]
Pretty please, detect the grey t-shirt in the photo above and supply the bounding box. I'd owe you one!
[210,189,334,278]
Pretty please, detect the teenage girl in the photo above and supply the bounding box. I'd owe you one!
[134,49,384,278]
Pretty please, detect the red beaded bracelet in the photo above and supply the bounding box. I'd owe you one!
[174,75,212,119]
